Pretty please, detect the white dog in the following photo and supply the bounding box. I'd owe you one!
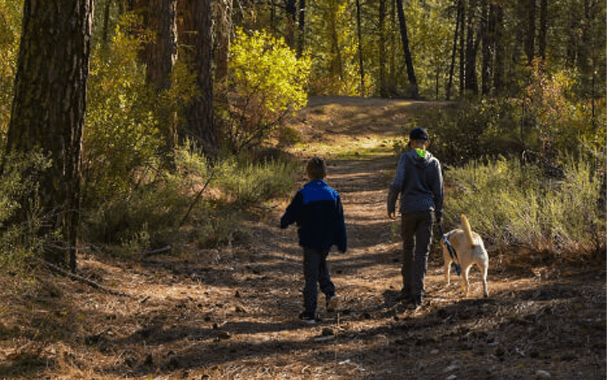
[440,214,489,298]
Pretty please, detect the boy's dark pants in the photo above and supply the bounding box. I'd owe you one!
[303,247,335,315]
[400,210,434,299]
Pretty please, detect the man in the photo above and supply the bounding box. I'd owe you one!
[387,127,444,306]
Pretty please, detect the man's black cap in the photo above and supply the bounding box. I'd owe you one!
[409,127,429,141]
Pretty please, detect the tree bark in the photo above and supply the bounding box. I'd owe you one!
[524,0,536,66]
[6,0,93,271]
[493,4,504,94]
[395,0,419,99]
[464,0,478,95]
[215,0,234,84]
[178,0,218,157]
[458,0,466,97]
[538,0,547,62]
[480,0,491,96]
[355,0,365,96]
[378,0,387,97]
[297,0,305,57]
[446,0,462,100]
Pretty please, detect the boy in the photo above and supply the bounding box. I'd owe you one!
[281,156,347,324]
[387,127,443,307]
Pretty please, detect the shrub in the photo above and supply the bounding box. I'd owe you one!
[218,28,311,153]
[0,151,51,274]
[83,13,163,207]
[444,156,605,257]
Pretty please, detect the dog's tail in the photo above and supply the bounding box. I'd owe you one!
[461,214,476,247]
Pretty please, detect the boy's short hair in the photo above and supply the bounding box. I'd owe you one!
[306,156,327,180]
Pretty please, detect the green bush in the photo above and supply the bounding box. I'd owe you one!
[83,13,163,207]
[444,156,605,256]
[0,151,51,273]
[218,28,311,153]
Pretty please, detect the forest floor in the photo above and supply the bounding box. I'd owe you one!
[1,96,605,380]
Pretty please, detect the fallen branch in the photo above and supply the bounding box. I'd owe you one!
[43,261,128,297]
[140,245,172,259]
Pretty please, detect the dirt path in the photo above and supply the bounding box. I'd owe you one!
[4,97,605,380]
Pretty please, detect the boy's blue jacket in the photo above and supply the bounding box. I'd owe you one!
[280,180,347,252]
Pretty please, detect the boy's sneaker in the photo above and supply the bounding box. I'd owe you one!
[298,312,317,325]
[326,295,339,312]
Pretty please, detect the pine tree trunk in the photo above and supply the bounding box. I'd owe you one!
[538,0,547,62]
[459,0,466,97]
[464,0,478,95]
[178,0,217,157]
[395,0,419,99]
[297,0,306,57]
[524,0,536,66]
[446,0,462,100]
[378,0,387,97]
[6,0,93,271]
[355,0,365,96]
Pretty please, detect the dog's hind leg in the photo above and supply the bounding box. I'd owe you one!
[481,262,489,298]
[443,248,452,285]
[461,265,471,297]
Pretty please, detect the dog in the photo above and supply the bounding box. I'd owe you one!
[440,214,489,298]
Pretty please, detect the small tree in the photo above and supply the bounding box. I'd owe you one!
[219,28,311,153]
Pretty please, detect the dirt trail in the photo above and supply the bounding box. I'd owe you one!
[4,96,605,380]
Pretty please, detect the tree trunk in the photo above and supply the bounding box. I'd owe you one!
[102,0,112,45]
[480,0,492,96]
[538,0,547,62]
[6,0,93,271]
[446,0,462,100]
[355,0,365,96]
[284,0,297,49]
[395,0,419,99]
[493,4,504,94]
[134,0,177,92]
[297,0,305,57]
[458,0,466,97]
[215,0,234,84]
[178,0,218,157]
[524,0,536,66]
[378,0,387,97]
[464,0,478,95]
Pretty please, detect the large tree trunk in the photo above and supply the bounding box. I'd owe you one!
[6,0,93,271]
[178,0,218,157]
[141,0,177,93]
[395,0,419,99]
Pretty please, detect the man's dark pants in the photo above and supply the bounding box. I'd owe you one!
[302,247,335,315]
[400,210,434,300]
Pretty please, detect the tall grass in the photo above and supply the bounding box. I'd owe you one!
[444,156,605,258]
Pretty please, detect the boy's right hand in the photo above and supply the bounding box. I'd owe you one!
[388,211,396,219]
